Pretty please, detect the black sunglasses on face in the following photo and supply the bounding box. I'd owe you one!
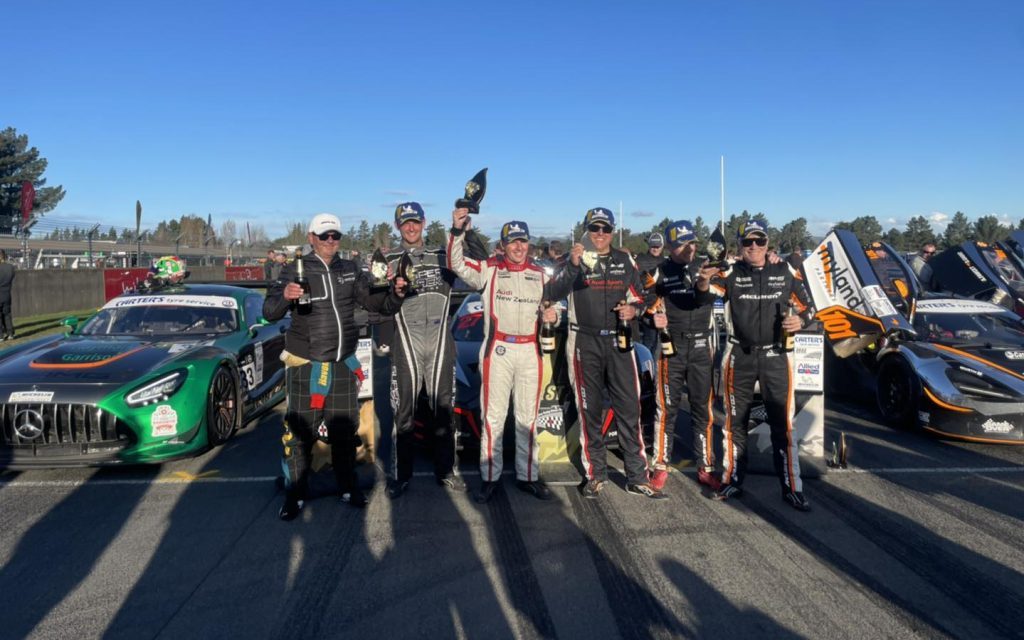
[923,250,935,256]
[741,237,768,247]
[588,224,613,234]
[317,231,342,241]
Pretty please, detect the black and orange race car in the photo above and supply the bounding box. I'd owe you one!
[803,230,1024,444]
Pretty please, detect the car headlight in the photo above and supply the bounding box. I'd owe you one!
[125,370,187,407]
[945,367,1019,401]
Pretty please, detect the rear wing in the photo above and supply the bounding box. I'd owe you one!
[800,229,916,357]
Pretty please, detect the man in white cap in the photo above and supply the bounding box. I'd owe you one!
[264,213,407,520]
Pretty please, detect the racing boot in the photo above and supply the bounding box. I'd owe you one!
[476,481,500,504]
[516,479,553,501]
[712,484,743,501]
[626,482,668,500]
[580,479,606,499]
[782,491,811,512]
[387,479,410,499]
[438,473,467,492]
[697,467,722,491]
[649,468,669,491]
[278,493,305,521]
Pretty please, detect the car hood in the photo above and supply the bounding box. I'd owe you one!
[0,336,215,386]
[915,342,1024,386]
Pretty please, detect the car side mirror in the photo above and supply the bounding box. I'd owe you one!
[248,317,269,337]
[61,316,80,332]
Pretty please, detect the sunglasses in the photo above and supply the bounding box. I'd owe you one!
[588,224,613,234]
[741,237,768,247]
[923,250,935,256]
[316,231,342,241]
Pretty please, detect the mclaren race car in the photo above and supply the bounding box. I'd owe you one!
[0,284,290,467]
[803,230,1024,443]
[929,232,1024,316]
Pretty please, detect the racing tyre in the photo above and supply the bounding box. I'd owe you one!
[876,357,920,429]
[207,366,240,445]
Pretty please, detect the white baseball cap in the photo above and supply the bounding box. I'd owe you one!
[308,213,342,235]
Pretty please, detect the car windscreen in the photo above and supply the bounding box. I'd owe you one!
[80,305,239,336]
[978,245,1024,296]
[912,310,1024,348]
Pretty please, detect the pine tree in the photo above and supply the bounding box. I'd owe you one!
[974,215,1007,244]
[0,127,66,233]
[903,216,937,250]
[941,211,973,248]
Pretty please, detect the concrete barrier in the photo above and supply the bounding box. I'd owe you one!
[11,266,262,318]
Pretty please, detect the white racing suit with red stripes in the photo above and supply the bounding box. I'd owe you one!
[447,229,573,481]
[709,260,810,492]
[561,249,649,485]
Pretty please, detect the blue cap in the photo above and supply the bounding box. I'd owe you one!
[737,219,769,238]
[584,207,615,228]
[395,202,426,225]
[664,221,697,247]
[500,220,530,243]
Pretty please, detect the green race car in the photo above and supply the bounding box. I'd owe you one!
[0,283,289,467]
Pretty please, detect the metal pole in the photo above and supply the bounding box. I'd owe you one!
[720,156,726,234]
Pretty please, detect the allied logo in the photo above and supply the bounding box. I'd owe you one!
[14,409,45,440]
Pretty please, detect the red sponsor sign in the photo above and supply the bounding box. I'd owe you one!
[225,266,265,282]
[21,181,35,223]
[102,268,150,301]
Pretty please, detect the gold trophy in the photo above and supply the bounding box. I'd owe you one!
[370,248,390,289]
[398,252,418,291]
[455,168,488,213]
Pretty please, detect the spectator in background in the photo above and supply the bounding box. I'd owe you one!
[910,243,937,290]
[635,232,665,353]
[787,245,806,271]
[264,249,282,281]
[0,251,15,341]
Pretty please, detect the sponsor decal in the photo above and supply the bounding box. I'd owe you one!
[495,345,506,356]
[151,405,179,437]
[916,299,1003,315]
[981,418,1015,434]
[918,411,930,424]
[862,285,897,318]
[957,251,989,283]
[1005,351,1024,360]
[9,390,55,403]
[817,307,858,341]
[797,363,820,375]
[103,295,238,310]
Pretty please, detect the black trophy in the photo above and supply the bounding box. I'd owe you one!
[370,248,390,289]
[398,252,418,292]
[455,168,488,213]
[705,225,729,269]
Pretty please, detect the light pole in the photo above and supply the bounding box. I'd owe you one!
[86,224,100,267]
[228,239,242,265]
[174,233,185,257]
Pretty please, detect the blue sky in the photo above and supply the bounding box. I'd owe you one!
[7,1,1023,241]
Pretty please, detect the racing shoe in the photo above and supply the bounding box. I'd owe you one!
[278,495,305,521]
[626,482,668,500]
[475,481,500,504]
[697,468,722,492]
[649,468,669,492]
[782,491,811,512]
[580,479,606,499]
[386,479,410,499]
[340,488,368,508]
[516,479,553,501]
[438,474,467,492]
[712,484,743,501]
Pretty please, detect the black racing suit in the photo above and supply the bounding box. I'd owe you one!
[709,260,810,492]
[264,252,403,499]
[644,257,718,472]
[384,242,464,483]
[562,249,649,485]
[634,251,662,354]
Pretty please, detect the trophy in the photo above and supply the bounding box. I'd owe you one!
[370,248,390,289]
[455,168,488,213]
[705,225,729,269]
[398,252,418,291]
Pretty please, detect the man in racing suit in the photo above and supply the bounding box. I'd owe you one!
[264,213,406,520]
[383,202,471,498]
[635,232,666,354]
[644,220,720,492]
[565,207,664,499]
[708,219,812,511]
[448,211,570,503]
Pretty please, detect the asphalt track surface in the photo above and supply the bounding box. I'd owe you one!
[1,399,1022,640]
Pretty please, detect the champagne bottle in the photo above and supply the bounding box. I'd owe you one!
[783,301,796,351]
[540,301,556,354]
[294,249,311,313]
[616,300,633,352]
[659,310,676,358]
